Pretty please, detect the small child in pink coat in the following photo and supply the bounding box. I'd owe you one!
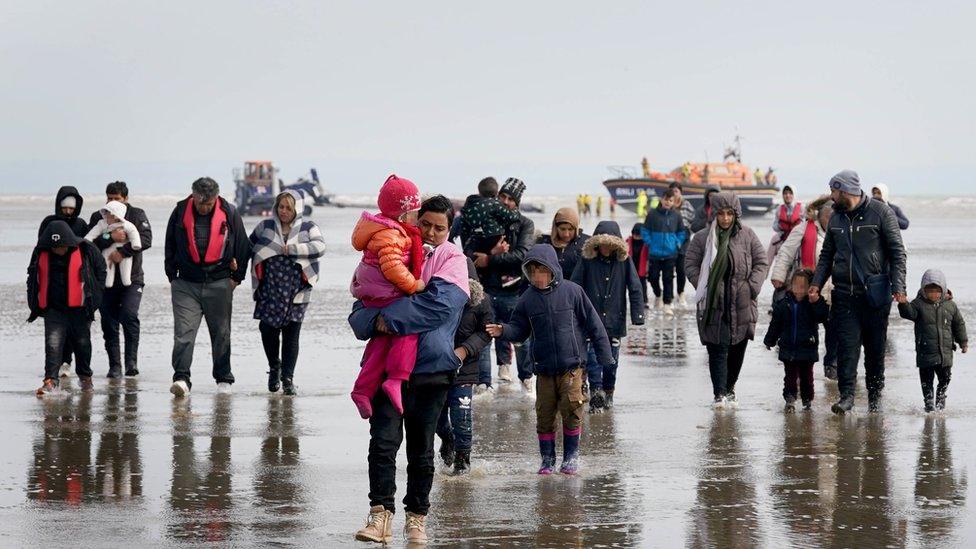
[350,175,425,418]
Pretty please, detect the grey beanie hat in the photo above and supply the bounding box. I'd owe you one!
[828,170,861,195]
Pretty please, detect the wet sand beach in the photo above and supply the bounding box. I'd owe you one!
[0,196,974,547]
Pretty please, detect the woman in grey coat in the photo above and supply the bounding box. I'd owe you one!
[685,192,769,406]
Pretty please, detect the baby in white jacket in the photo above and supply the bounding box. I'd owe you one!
[85,200,142,287]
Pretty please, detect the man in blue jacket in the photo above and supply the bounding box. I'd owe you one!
[641,189,687,315]
[348,195,469,545]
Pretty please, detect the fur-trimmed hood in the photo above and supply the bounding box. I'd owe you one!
[468,278,485,306]
[582,233,628,261]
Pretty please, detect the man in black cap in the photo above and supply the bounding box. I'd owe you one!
[27,220,107,395]
[810,169,907,414]
[88,181,152,378]
[469,177,536,394]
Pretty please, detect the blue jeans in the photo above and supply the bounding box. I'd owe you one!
[436,384,474,451]
[477,346,492,385]
[586,338,621,391]
[489,292,534,381]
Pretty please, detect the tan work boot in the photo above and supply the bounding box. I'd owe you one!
[355,505,393,543]
[404,512,428,544]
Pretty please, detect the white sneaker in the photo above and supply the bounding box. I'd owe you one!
[497,363,513,383]
[655,297,663,309]
[58,362,73,378]
[216,382,233,394]
[663,304,674,316]
[473,383,495,400]
[712,396,727,409]
[521,378,536,399]
[170,380,190,397]
[677,293,687,307]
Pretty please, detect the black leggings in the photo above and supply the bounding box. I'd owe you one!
[259,321,302,380]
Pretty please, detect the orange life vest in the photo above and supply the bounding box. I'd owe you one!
[777,203,803,234]
[182,196,228,264]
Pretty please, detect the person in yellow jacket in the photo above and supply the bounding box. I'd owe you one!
[754,168,764,185]
[596,195,603,217]
[636,190,649,220]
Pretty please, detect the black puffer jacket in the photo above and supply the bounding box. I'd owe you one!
[89,202,153,286]
[38,186,89,238]
[813,193,907,297]
[501,244,614,375]
[571,221,645,338]
[27,221,107,322]
[898,270,968,368]
[763,294,830,362]
[164,196,251,283]
[454,276,494,385]
[471,212,535,296]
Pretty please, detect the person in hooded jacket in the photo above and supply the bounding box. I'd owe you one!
[165,177,251,397]
[86,181,152,378]
[871,184,910,230]
[250,190,326,396]
[27,220,107,396]
[897,269,968,412]
[537,206,589,280]
[811,170,907,415]
[690,186,721,233]
[37,186,90,377]
[685,192,768,406]
[626,223,649,305]
[571,220,644,411]
[670,183,696,307]
[768,185,803,263]
[641,189,687,314]
[487,244,613,476]
[436,258,493,476]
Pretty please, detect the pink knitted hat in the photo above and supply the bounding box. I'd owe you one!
[377,174,421,219]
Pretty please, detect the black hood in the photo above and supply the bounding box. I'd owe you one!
[593,220,622,238]
[37,220,82,248]
[54,186,84,221]
[522,243,563,289]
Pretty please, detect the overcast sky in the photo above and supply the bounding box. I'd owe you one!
[1,1,973,197]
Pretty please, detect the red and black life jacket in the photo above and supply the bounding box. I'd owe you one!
[777,203,803,234]
[37,248,84,309]
[182,196,228,264]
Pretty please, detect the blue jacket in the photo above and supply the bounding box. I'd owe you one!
[641,205,687,259]
[499,244,614,375]
[348,277,468,375]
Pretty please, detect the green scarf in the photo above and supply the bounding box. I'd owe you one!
[705,225,733,324]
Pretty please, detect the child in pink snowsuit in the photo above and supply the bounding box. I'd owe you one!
[350,175,426,418]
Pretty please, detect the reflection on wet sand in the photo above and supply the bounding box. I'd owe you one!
[770,413,836,546]
[27,392,94,505]
[252,396,307,536]
[914,417,967,542]
[687,412,760,548]
[625,318,689,360]
[95,383,142,499]
[168,396,233,542]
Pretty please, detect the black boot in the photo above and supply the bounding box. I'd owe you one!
[268,364,281,393]
[452,450,471,475]
[831,394,855,414]
[124,367,139,377]
[784,395,796,413]
[823,364,838,381]
[868,391,882,413]
[604,389,614,409]
[922,382,935,412]
[281,378,296,396]
[589,389,606,413]
[107,365,122,379]
[439,438,455,467]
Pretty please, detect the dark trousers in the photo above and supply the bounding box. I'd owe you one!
[489,292,533,380]
[436,384,474,452]
[783,361,814,402]
[585,338,621,391]
[648,257,677,304]
[100,283,143,373]
[823,312,839,367]
[259,321,302,380]
[171,278,235,388]
[705,340,749,398]
[919,366,951,404]
[44,309,92,380]
[832,292,890,398]
[368,374,451,515]
[675,252,687,295]
[637,276,648,304]
[476,345,492,385]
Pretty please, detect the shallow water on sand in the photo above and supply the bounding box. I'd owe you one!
[0,196,974,547]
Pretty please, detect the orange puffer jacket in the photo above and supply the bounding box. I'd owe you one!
[352,211,421,295]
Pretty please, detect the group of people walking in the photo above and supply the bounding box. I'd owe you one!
[26,169,968,546]
[29,177,326,399]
